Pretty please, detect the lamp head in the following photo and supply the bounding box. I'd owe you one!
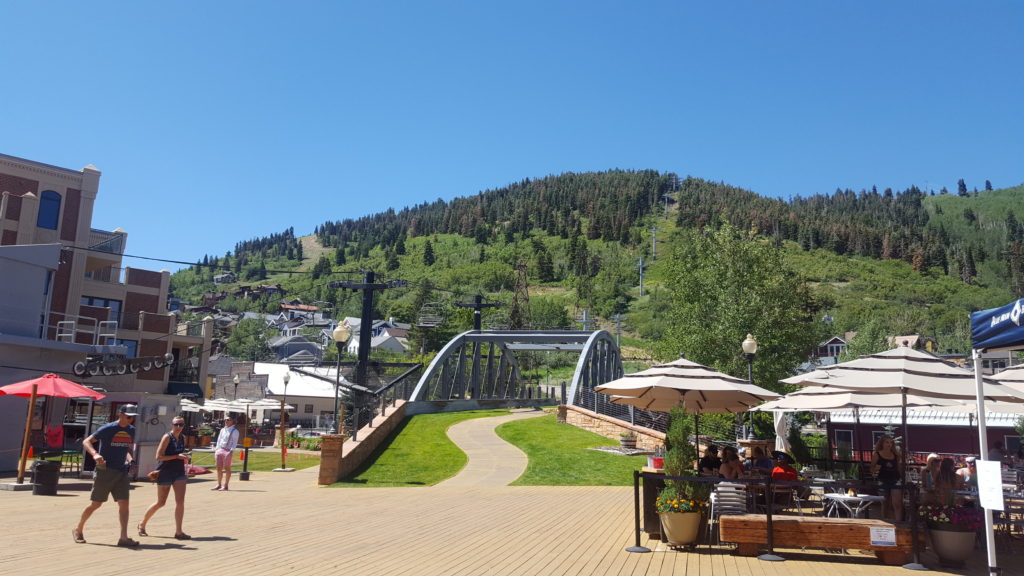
[333,325,350,343]
[742,333,758,356]
[233,374,240,384]
[283,372,291,387]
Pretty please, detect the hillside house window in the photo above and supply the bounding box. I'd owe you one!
[37,190,61,230]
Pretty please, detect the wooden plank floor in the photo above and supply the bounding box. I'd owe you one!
[3,468,1023,575]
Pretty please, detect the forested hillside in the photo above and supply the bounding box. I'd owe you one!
[170,170,1024,360]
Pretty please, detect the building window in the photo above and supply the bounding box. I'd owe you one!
[304,404,314,414]
[81,296,123,324]
[37,190,61,230]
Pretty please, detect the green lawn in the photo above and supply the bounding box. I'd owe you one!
[188,448,320,472]
[331,409,646,487]
[333,409,511,487]
[496,413,647,486]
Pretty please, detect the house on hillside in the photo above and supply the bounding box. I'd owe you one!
[339,317,411,356]
[213,271,237,284]
[268,335,322,363]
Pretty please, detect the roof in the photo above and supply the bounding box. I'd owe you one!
[828,408,1021,427]
[254,362,350,399]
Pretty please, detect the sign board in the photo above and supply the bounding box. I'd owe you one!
[869,526,896,546]
[977,459,1005,511]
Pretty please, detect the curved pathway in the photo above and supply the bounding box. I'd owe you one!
[435,408,547,487]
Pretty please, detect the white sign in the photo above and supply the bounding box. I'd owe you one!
[977,459,1005,511]
[869,526,896,547]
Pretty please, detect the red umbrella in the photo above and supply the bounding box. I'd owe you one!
[1,374,105,484]
[0,373,106,400]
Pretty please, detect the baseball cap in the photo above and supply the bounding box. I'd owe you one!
[118,404,139,416]
[965,456,977,463]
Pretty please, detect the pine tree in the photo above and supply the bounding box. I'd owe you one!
[423,239,436,266]
[335,246,346,266]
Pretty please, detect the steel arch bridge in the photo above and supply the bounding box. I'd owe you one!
[410,330,623,402]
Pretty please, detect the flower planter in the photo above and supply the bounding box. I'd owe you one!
[619,437,637,450]
[928,525,976,568]
[198,435,212,447]
[659,512,702,546]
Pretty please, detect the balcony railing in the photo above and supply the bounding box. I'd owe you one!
[88,228,125,254]
[84,265,125,284]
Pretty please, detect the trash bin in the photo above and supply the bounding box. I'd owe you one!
[31,459,60,495]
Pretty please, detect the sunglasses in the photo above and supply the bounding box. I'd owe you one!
[172,422,185,427]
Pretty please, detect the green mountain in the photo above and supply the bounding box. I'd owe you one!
[170,171,1024,358]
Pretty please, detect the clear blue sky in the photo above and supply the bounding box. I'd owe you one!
[3,2,1022,272]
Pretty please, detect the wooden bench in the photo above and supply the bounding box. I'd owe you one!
[718,514,919,565]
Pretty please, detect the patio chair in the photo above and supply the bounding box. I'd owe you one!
[707,483,749,545]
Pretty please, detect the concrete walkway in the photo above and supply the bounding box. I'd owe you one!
[435,408,547,487]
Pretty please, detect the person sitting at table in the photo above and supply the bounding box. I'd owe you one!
[750,446,774,475]
[698,445,721,476]
[719,446,745,479]
[935,457,964,506]
[920,453,940,504]
[957,456,979,490]
[771,451,799,482]
[988,441,1007,464]
[870,434,904,521]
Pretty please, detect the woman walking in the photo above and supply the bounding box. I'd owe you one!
[138,416,191,540]
[871,434,903,521]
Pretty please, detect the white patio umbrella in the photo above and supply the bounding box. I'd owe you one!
[180,398,203,413]
[991,363,1024,386]
[754,388,961,412]
[596,356,780,453]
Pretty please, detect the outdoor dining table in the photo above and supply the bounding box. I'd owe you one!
[822,492,885,518]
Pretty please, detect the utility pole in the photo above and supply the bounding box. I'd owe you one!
[574,309,593,331]
[328,272,407,388]
[611,313,627,348]
[454,294,500,331]
[636,257,645,297]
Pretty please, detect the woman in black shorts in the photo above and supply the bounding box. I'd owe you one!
[871,434,903,520]
[138,416,192,540]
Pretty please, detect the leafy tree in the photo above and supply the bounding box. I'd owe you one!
[226,318,274,361]
[656,224,824,393]
[838,318,888,361]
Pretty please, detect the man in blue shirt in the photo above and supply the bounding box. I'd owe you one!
[72,404,138,547]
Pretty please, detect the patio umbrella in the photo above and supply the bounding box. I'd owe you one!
[595,356,780,453]
[0,374,106,484]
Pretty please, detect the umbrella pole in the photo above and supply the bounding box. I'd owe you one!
[16,384,38,484]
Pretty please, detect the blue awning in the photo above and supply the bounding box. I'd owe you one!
[971,298,1024,352]
[167,381,204,398]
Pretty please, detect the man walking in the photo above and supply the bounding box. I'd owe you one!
[212,415,239,491]
[73,404,139,546]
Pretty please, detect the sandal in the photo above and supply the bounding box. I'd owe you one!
[72,528,86,544]
[174,533,192,540]
[117,537,139,547]
[137,524,148,537]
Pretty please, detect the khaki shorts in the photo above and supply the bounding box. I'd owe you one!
[90,467,131,502]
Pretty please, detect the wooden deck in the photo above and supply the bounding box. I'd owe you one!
[2,467,1023,575]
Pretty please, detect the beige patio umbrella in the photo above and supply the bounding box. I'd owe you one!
[595,356,780,456]
[596,356,780,413]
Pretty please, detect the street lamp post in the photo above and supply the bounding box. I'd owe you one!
[274,372,294,472]
[742,334,758,439]
[233,374,240,400]
[332,325,350,435]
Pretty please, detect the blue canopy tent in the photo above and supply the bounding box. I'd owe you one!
[970,298,1024,576]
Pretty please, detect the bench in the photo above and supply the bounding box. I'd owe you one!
[718,514,919,565]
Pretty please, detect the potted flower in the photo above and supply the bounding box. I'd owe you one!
[656,484,709,546]
[656,405,710,546]
[919,504,983,567]
[197,424,214,447]
[619,431,638,450]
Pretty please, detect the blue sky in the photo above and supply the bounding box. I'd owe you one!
[2,2,1022,272]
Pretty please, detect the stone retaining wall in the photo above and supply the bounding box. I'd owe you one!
[559,404,664,450]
